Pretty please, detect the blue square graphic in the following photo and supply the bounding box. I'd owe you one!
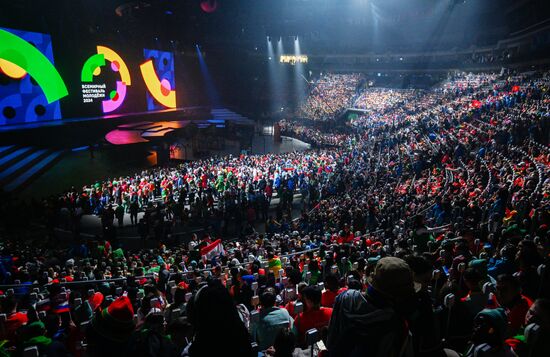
[143,49,175,111]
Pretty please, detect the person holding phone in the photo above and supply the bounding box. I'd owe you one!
[251,288,294,351]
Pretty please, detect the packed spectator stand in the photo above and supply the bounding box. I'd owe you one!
[298,73,362,121]
[2,70,550,356]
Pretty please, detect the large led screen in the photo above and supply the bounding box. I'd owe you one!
[0,25,181,127]
[142,49,177,110]
[0,28,67,125]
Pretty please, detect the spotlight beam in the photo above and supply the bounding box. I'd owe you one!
[266,37,279,114]
[195,45,220,108]
[294,36,306,105]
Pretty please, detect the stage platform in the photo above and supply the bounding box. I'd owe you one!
[0,106,254,148]
[0,106,209,133]
[104,108,255,145]
[0,145,65,193]
[0,107,256,193]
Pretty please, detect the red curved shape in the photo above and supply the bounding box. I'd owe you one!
[200,0,217,13]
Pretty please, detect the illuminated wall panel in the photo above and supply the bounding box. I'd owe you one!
[0,28,66,125]
[142,49,176,110]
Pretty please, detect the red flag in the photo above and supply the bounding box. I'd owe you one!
[200,239,225,260]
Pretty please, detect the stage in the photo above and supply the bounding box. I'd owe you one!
[0,106,255,147]
[0,107,256,193]
[0,106,210,133]
[103,108,255,145]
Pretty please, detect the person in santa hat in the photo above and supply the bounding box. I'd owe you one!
[86,295,136,356]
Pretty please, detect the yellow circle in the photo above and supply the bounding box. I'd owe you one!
[0,58,27,79]
[93,66,101,76]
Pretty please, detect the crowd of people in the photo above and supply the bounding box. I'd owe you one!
[1,70,550,356]
[298,73,362,121]
[277,119,353,148]
[352,88,418,111]
[27,148,345,243]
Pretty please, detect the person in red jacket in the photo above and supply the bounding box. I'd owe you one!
[496,274,533,335]
[321,274,340,308]
[284,282,307,319]
[0,295,27,345]
[293,285,332,346]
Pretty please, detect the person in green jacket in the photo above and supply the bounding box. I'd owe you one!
[251,288,294,351]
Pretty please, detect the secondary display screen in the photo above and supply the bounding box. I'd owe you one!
[0,28,66,126]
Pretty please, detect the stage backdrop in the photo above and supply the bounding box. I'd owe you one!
[0,26,179,127]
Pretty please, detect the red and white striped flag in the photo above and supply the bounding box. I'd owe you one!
[200,239,225,261]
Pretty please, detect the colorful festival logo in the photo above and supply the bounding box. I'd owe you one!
[81,46,131,113]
